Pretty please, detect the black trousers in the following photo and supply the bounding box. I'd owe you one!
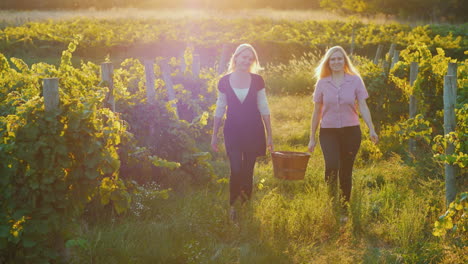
[227,150,257,205]
[319,126,361,202]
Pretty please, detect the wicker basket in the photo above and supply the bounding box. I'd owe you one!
[271,151,310,180]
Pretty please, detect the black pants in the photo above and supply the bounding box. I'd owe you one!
[227,150,257,205]
[319,126,361,202]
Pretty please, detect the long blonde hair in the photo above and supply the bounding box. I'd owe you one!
[315,46,359,80]
[227,43,262,74]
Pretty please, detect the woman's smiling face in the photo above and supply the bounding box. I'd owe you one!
[234,49,255,72]
[328,50,345,73]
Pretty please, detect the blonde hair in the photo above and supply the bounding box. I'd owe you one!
[315,46,359,80]
[227,43,262,74]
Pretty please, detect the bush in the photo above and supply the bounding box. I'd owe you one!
[263,52,319,95]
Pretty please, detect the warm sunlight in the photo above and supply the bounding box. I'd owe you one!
[0,1,466,263]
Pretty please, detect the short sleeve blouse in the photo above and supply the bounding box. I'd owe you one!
[313,74,369,128]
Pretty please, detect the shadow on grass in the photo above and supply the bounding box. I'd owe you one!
[74,184,294,263]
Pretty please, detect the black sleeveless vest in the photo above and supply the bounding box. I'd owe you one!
[218,73,266,156]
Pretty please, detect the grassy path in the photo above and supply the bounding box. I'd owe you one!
[71,95,449,263]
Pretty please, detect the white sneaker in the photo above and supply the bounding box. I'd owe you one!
[230,208,237,222]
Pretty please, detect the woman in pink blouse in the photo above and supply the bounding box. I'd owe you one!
[211,44,274,222]
[308,46,378,210]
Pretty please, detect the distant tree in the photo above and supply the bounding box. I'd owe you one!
[320,0,467,21]
[320,0,378,15]
[0,0,466,21]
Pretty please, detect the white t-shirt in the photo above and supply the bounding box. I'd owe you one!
[214,87,270,118]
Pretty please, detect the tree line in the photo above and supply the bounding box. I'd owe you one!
[1,0,466,22]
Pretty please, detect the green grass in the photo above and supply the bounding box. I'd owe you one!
[68,95,457,263]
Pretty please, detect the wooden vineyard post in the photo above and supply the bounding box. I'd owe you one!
[143,60,156,136]
[373,44,383,65]
[443,74,457,205]
[408,62,419,155]
[388,43,396,61]
[192,54,200,78]
[144,60,156,104]
[444,63,458,205]
[218,44,230,75]
[101,62,115,112]
[391,50,400,69]
[448,62,458,77]
[159,58,178,117]
[179,52,186,73]
[383,43,395,76]
[43,78,59,112]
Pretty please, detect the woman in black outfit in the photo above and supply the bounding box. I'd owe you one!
[211,44,273,221]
